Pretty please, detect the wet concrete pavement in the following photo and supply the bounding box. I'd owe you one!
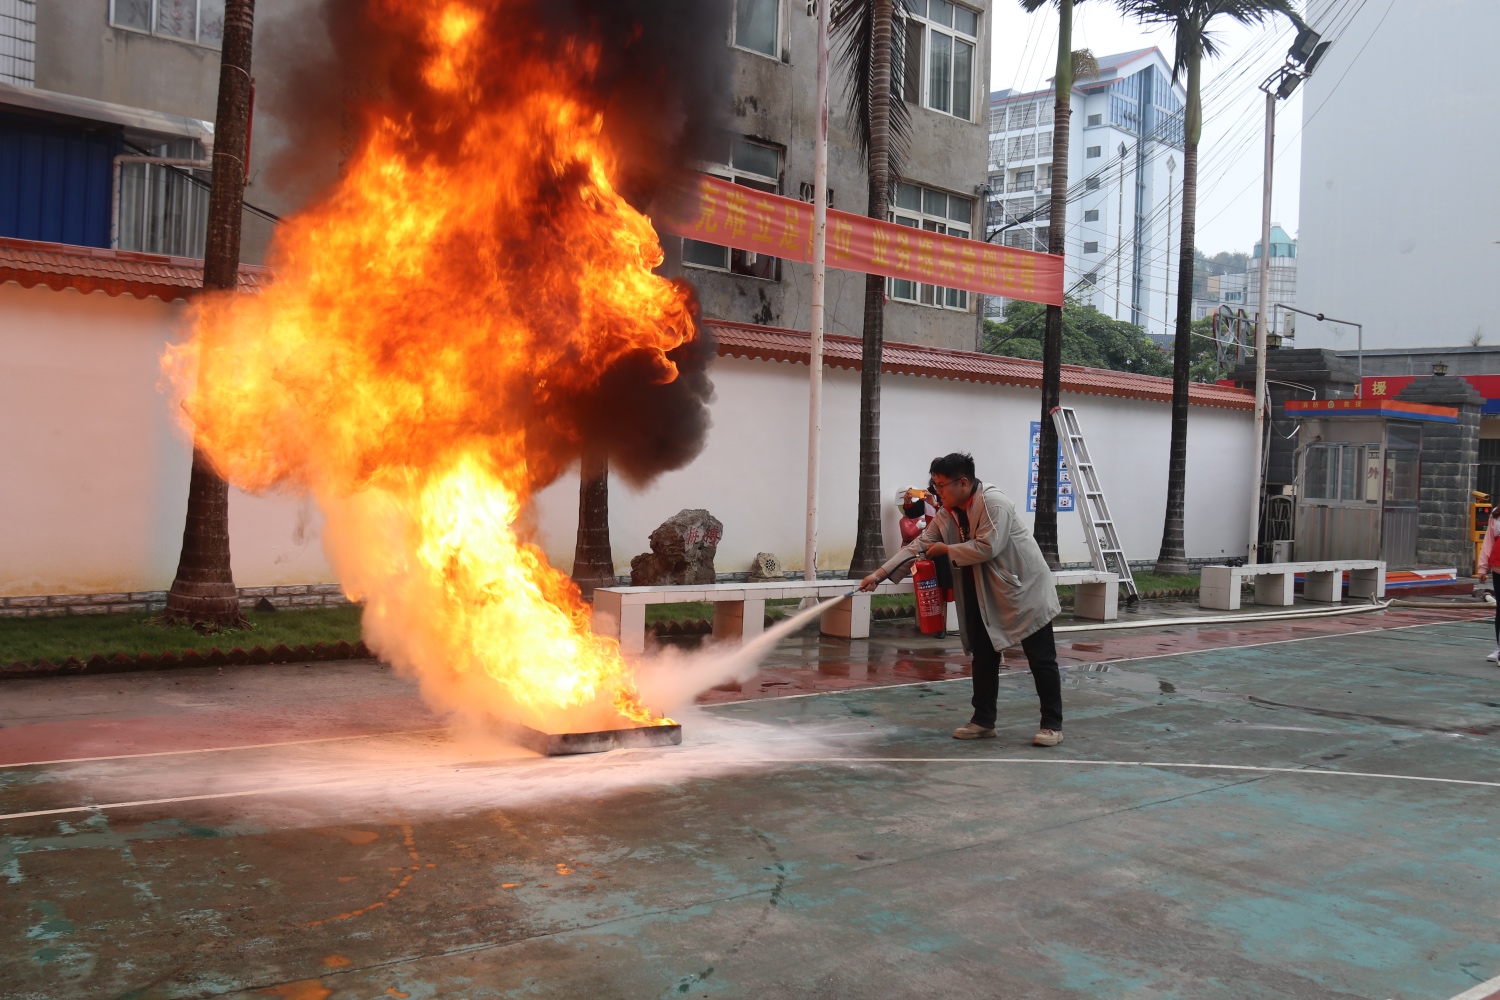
[3,604,1499,999]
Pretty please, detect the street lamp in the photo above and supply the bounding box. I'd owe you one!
[1248,20,1331,566]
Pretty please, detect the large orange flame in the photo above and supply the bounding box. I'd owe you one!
[165,0,694,732]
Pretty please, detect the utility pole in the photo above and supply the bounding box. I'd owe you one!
[1249,21,1329,564]
[1114,142,1127,320]
[804,0,830,585]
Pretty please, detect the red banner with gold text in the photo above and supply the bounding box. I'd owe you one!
[656,173,1064,307]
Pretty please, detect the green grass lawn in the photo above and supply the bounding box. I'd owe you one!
[0,606,365,666]
[1,571,1211,665]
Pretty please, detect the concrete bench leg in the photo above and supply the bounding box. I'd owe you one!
[592,590,646,655]
[1254,571,1295,607]
[1348,567,1384,601]
[1304,570,1343,604]
[1073,581,1119,621]
[1200,566,1240,611]
[821,593,872,640]
[713,598,766,644]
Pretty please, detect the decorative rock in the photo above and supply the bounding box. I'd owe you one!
[748,551,782,582]
[629,509,723,586]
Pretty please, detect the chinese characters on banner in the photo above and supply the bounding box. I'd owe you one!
[1026,421,1073,513]
[659,173,1066,307]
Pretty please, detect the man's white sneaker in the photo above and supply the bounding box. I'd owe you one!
[952,722,997,740]
[1032,729,1064,747]
[1487,648,1499,663]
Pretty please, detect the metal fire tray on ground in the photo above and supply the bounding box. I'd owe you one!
[509,722,682,756]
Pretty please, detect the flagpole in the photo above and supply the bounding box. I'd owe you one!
[805,0,830,585]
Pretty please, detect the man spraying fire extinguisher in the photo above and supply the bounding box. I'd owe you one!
[861,453,1063,747]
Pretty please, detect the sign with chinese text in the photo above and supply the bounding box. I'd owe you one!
[1026,421,1073,513]
[659,173,1066,307]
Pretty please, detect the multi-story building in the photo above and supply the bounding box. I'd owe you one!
[664,0,993,352]
[1296,0,1499,350]
[0,1,284,262]
[6,3,993,352]
[1193,271,1248,323]
[1247,224,1296,337]
[986,47,1184,337]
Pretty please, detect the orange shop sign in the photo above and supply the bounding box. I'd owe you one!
[657,173,1065,307]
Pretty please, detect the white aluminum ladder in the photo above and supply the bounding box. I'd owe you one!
[1050,405,1139,602]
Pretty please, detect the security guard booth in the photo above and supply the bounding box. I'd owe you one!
[1286,399,1459,569]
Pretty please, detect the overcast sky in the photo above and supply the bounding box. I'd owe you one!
[988,3,1308,256]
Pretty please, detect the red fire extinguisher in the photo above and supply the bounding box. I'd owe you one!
[912,559,947,635]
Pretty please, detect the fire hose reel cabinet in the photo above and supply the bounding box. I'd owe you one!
[911,559,947,634]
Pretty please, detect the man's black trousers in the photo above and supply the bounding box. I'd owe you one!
[962,587,1062,731]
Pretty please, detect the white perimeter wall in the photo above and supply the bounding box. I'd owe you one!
[533,355,1255,576]
[1,282,1254,595]
[0,283,332,596]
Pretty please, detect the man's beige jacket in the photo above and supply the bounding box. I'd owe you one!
[879,481,1060,650]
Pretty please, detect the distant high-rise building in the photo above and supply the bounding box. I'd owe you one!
[1248,225,1296,338]
[986,47,1184,336]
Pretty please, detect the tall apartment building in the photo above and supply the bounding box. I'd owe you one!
[663,0,993,352]
[986,47,1184,337]
[1297,0,1500,350]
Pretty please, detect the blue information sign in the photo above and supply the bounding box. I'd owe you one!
[1027,420,1074,513]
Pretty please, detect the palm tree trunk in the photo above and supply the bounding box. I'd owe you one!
[162,0,256,628]
[571,450,617,599]
[1155,47,1200,575]
[1033,0,1073,569]
[848,0,895,577]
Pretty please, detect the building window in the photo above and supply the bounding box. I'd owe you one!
[110,0,224,48]
[1083,271,1099,285]
[682,135,783,281]
[1086,145,1102,158]
[1304,444,1368,503]
[0,0,35,86]
[1086,113,1102,127]
[1013,169,1034,191]
[1083,241,1098,254]
[1084,209,1100,222]
[1085,176,1101,191]
[907,0,978,122]
[888,180,972,311]
[117,138,211,257]
[732,0,780,58]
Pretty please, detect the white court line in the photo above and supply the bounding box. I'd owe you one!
[1,727,448,769]
[0,784,328,821]
[3,755,1496,823]
[1447,972,1500,1000]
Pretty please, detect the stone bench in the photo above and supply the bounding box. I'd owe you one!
[1199,560,1385,611]
[593,570,1121,655]
[1053,570,1121,621]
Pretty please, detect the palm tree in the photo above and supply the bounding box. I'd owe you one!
[1015,0,1077,570]
[1120,0,1296,574]
[571,450,617,599]
[835,0,913,578]
[1020,0,1101,568]
[161,0,257,628]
